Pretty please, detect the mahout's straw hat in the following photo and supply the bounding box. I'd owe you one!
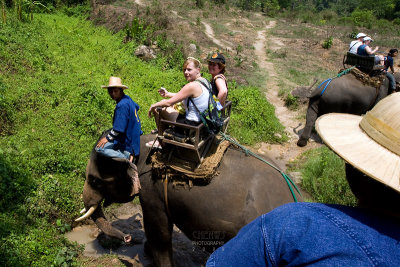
[316,93,400,193]
[101,76,128,89]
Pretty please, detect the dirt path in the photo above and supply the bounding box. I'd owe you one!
[252,20,321,174]
[202,21,233,52]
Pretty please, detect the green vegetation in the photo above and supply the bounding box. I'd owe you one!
[322,36,333,49]
[289,146,357,206]
[229,85,287,144]
[0,7,287,265]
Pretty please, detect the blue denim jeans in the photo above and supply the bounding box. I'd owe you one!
[95,142,130,160]
[386,72,396,92]
[206,202,400,267]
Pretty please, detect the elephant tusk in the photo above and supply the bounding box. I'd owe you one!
[75,205,98,222]
[80,208,86,214]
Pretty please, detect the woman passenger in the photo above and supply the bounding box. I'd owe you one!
[207,52,228,107]
[357,36,384,65]
[147,57,210,146]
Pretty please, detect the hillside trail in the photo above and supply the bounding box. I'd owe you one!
[251,20,321,176]
[201,17,321,175]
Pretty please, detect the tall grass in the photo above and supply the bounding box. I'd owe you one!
[289,146,357,206]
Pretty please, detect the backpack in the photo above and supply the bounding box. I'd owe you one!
[190,79,224,134]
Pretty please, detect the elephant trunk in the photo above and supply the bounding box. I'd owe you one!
[79,179,132,243]
[90,204,131,243]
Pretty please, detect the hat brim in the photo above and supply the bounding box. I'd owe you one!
[208,59,225,64]
[101,85,128,89]
[316,113,400,193]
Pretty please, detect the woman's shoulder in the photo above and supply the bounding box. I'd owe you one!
[193,77,211,88]
[213,74,226,81]
[185,78,206,93]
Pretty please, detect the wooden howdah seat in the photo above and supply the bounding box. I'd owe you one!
[343,52,384,74]
[157,101,232,164]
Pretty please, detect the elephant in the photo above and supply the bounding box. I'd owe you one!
[76,133,302,266]
[297,72,400,147]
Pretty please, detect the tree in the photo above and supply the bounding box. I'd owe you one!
[278,0,291,9]
[358,0,395,19]
[263,0,280,16]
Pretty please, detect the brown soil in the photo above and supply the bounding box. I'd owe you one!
[71,0,394,265]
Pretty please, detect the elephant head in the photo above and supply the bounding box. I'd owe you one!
[75,151,138,243]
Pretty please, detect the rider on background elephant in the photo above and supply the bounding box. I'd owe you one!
[384,48,398,94]
[297,70,400,147]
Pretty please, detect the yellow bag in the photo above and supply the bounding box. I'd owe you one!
[173,102,186,115]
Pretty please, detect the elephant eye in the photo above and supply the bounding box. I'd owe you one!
[89,175,102,187]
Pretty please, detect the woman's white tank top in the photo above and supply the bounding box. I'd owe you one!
[185,78,210,122]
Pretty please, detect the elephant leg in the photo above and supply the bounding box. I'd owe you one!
[297,98,319,147]
[141,199,173,267]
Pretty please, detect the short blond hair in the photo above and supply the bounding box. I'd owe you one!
[183,57,202,72]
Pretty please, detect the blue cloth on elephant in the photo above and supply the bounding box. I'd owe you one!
[112,94,142,157]
[206,202,400,267]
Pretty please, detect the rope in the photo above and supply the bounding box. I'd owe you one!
[337,66,356,77]
[319,79,332,96]
[218,132,302,202]
[319,66,356,96]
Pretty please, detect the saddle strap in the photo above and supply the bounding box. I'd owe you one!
[163,172,171,218]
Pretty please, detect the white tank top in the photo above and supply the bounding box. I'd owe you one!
[185,78,210,122]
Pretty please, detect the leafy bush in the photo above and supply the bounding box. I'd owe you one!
[290,147,357,206]
[393,18,400,25]
[228,85,287,144]
[60,4,90,18]
[322,36,333,49]
[350,9,375,28]
[320,9,338,21]
[300,10,316,23]
[284,93,299,110]
[124,17,153,44]
[263,0,280,17]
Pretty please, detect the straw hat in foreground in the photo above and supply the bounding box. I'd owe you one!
[101,76,128,89]
[315,92,400,193]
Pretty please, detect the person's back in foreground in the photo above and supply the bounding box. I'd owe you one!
[207,93,400,267]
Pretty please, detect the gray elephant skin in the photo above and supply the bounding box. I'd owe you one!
[297,73,400,147]
[78,133,301,266]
